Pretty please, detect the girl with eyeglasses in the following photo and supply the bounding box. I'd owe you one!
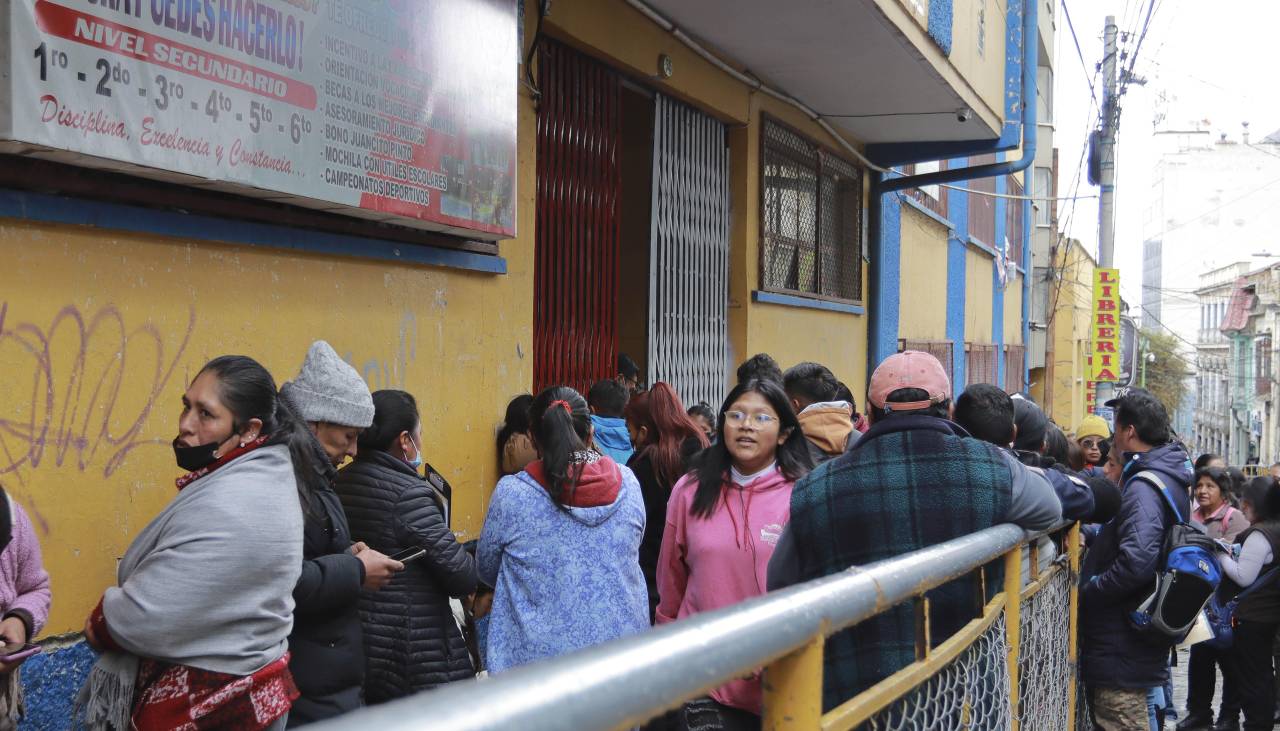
[656,379,813,731]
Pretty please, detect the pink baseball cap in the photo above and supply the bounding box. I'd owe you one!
[868,351,952,412]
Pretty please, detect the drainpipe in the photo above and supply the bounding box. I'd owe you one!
[868,0,1038,370]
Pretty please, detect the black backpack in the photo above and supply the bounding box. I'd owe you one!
[1126,471,1222,642]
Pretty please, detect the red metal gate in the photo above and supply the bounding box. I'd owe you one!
[534,41,622,394]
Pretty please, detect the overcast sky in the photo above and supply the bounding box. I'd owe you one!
[1053,0,1280,304]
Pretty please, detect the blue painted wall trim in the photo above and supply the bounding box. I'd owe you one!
[869,174,902,372]
[899,195,956,230]
[1021,196,1033,393]
[928,0,954,56]
[865,0,1029,166]
[966,235,1001,259]
[992,160,1007,387]
[0,188,509,275]
[996,0,1028,148]
[751,290,865,315]
[946,156,970,388]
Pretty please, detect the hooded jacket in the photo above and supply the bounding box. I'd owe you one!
[1080,441,1192,689]
[656,467,795,715]
[798,403,856,464]
[590,415,635,465]
[477,456,647,674]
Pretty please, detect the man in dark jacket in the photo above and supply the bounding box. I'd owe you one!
[954,386,1095,521]
[783,361,858,464]
[1080,388,1192,729]
[767,351,1061,711]
[280,341,402,725]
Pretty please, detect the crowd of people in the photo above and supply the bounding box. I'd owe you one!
[1,341,1278,729]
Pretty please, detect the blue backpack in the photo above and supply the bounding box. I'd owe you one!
[1127,471,1223,642]
[1204,566,1280,649]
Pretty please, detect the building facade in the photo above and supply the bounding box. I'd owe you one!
[0,0,1050,710]
[1194,262,1279,466]
[1141,125,1280,436]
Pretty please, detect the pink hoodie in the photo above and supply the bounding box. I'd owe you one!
[656,467,794,715]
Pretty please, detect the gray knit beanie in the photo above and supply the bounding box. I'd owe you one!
[279,340,374,428]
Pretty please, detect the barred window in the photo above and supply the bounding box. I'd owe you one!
[966,343,999,386]
[761,116,863,302]
[1004,344,1026,393]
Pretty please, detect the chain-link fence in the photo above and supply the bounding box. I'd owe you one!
[863,616,1011,731]
[1018,561,1074,730]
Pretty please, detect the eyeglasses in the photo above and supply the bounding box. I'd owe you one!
[724,410,778,427]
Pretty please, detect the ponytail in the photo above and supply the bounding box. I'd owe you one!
[528,386,592,509]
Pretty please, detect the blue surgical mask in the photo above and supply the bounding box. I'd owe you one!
[407,435,423,471]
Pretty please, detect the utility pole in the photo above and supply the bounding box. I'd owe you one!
[1098,16,1117,269]
[1096,16,1119,408]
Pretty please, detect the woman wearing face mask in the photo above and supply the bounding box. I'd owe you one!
[1179,467,1248,731]
[656,379,813,731]
[76,356,316,730]
[334,390,477,702]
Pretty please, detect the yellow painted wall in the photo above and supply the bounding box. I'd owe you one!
[898,207,950,342]
[0,72,537,637]
[735,95,870,399]
[948,0,1008,123]
[1050,241,1096,427]
[1004,274,1024,344]
[966,250,995,343]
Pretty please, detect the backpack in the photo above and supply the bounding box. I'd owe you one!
[1204,566,1280,649]
[1126,471,1223,642]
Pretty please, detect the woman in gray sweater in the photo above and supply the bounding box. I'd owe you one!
[77,355,325,731]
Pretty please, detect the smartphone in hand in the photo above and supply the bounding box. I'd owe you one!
[389,547,426,564]
[0,642,40,663]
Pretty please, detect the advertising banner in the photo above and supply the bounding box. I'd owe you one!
[0,0,518,239]
[1091,268,1121,382]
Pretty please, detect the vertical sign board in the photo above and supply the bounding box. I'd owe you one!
[1091,268,1122,382]
[0,0,517,240]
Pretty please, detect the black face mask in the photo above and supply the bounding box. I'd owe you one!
[173,430,237,472]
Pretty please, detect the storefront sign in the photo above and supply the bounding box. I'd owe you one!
[1,0,517,239]
[1091,268,1121,382]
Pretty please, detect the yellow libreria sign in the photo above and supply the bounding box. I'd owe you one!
[1090,268,1121,382]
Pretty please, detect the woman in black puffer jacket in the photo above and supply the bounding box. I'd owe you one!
[335,390,477,703]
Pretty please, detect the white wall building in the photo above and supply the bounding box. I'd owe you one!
[1141,124,1280,438]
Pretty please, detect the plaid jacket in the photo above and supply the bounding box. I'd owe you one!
[789,415,1013,711]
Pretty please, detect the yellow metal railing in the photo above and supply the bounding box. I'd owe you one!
[762,524,1081,731]
[317,522,1081,731]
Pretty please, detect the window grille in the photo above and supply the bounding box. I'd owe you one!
[761,116,863,301]
[966,343,1000,387]
[1258,334,1272,398]
[903,160,948,218]
[1004,344,1026,393]
[1005,177,1025,268]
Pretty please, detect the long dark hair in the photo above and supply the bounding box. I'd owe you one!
[360,390,419,452]
[528,386,592,508]
[624,382,709,490]
[1243,476,1280,522]
[690,379,813,519]
[497,394,534,452]
[200,355,330,514]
